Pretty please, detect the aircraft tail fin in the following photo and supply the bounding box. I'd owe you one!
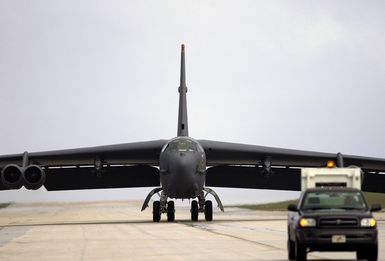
[177,44,189,137]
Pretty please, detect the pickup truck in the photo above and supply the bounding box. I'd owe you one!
[287,187,381,261]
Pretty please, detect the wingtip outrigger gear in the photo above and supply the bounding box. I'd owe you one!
[141,187,163,211]
[203,187,224,212]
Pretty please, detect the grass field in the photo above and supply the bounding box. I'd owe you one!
[364,192,385,207]
[231,192,385,211]
[0,203,11,209]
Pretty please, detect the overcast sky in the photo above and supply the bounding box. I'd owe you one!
[1,1,384,204]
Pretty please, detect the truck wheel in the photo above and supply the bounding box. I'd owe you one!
[295,241,306,261]
[356,248,365,260]
[287,239,295,260]
[366,244,378,261]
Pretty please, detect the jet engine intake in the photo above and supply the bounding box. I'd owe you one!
[1,164,23,189]
[23,165,46,190]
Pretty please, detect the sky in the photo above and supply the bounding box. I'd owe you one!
[1,1,385,205]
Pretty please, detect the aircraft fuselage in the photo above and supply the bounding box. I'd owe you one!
[159,137,206,199]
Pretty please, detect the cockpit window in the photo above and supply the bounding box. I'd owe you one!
[167,139,198,152]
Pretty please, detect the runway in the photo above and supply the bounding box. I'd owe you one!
[0,201,384,260]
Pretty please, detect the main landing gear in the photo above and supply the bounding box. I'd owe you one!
[142,187,224,222]
[191,199,213,221]
[190,188,217,221]
[152,200,175,222]
[151,191,175,222]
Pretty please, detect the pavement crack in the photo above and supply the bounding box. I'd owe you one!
[182,222,282,250]
[180,222,337,260]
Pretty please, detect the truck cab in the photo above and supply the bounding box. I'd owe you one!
[287,167,382,261]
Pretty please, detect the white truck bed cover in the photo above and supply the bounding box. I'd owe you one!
[301,167,362,191]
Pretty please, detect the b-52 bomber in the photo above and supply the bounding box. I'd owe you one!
[1,45,385,222]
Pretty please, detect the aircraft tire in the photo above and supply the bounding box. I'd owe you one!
[167,201,175,222]
[204,200,213,221]
[153,201,161,222]
[191,200,198,221]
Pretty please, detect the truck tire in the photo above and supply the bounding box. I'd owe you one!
[356,249,365,260]
[295,241,306,261]
[287,238,295,260]
[366,244,378,261]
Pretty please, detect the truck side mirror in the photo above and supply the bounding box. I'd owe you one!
[371,203,382,212]
[288,204,298,212]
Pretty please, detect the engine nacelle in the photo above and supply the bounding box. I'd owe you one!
[23,165,46,190]
[1,164,23,189]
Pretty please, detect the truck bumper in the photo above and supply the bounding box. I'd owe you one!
[296,228,377,251]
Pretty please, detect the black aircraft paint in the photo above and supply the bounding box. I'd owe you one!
[2,45,385,222]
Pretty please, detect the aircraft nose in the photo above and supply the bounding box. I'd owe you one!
[170,153,197,175]
[163,152,203,198]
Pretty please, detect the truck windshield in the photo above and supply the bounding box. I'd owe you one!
[301,191,368,211]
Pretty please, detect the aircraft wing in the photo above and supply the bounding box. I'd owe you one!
[199,140,385,193]
[0,140,167,191]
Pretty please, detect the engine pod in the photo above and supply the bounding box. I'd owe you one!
[1,164,23,189]
[23,165,46,190]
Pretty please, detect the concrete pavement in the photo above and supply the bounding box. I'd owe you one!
[0,201,384,260]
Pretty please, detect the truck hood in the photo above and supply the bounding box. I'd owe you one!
[301,209,372,218]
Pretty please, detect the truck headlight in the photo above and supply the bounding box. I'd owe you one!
[299,218,316,227]
[361,218,376,227]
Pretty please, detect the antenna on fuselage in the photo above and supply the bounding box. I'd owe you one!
[177,44,189,137]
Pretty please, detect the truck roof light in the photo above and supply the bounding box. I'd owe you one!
[326,160,335,168]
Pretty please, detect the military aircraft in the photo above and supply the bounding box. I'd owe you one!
[1,45,385,222]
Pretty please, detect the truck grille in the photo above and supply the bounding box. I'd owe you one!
[319,217,358,228]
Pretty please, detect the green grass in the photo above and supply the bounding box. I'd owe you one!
[230,192,385,211]
[363,192,385,207]
[229,199,298,211]
[0,202,11,209]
